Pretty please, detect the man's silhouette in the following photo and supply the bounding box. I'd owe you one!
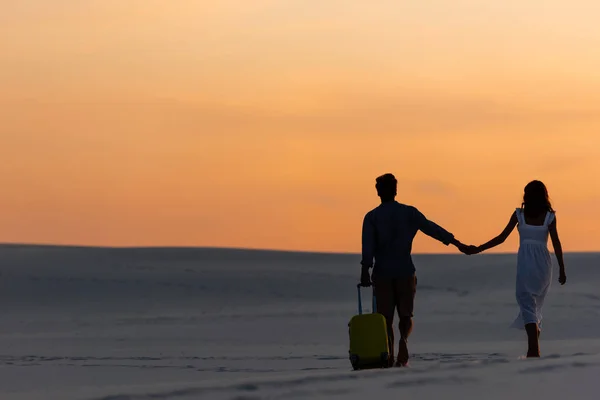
[360,173,468,367]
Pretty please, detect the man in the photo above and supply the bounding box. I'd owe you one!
[360,173,469,367]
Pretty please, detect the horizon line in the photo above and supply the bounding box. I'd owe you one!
[0,242,596,256]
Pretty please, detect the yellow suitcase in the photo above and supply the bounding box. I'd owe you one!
[348,284,390,370]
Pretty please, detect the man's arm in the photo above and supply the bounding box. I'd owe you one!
[361,212,376,268]
[412,207,455,246]
[359,212,376,286]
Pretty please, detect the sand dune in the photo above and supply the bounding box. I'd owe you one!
[0,246,598,399]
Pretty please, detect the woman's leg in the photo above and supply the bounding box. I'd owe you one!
[525,323,540,357]
[517,289,540,357]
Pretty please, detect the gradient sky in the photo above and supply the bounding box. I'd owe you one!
[2,1,599,253]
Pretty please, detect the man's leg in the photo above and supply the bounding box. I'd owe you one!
[395,275,417,366]
[373,276,396,367]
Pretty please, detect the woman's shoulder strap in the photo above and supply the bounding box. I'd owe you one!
[544,210,556,226]
[515,208,522,224]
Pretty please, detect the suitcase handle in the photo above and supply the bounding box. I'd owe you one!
[356,283,377,315]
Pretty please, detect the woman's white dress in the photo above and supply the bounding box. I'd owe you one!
[510,208,555,330]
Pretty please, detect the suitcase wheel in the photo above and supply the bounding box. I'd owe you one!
[350,354,359,370]
[380,352,389,368]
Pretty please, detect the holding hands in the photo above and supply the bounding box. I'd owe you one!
[456,242,481,255]
[463,244,481,255]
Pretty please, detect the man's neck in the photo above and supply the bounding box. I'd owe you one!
[380,198,395,204]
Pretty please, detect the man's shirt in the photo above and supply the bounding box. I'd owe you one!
[361,201,455,278]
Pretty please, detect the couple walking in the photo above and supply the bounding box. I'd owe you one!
[360,173,567,367]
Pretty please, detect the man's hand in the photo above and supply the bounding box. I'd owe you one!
[456,243,469,254]
[451,238,474,255]
[465,245,480,255]
[457,243,480,255]
[360,266,372,287]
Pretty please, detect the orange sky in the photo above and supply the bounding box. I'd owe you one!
[1,1,599,253]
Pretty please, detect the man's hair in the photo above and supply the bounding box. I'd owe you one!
[375,173,397,198]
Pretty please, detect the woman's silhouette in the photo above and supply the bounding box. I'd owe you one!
[469,180,567,357]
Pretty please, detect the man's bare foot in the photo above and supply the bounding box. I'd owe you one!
[396,339,409,366]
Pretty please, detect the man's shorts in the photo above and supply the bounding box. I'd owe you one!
[372,275,417,318]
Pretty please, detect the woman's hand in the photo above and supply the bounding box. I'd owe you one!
[559,269,567,285]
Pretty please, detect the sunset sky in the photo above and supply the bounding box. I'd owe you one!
[1,1,599,253]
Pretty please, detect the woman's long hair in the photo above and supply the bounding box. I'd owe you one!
[521,180,554,219]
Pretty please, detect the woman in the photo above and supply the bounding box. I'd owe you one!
[469,180,567,357]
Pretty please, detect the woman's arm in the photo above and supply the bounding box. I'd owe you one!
[549,216,567,285]
[473,211,518,254]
